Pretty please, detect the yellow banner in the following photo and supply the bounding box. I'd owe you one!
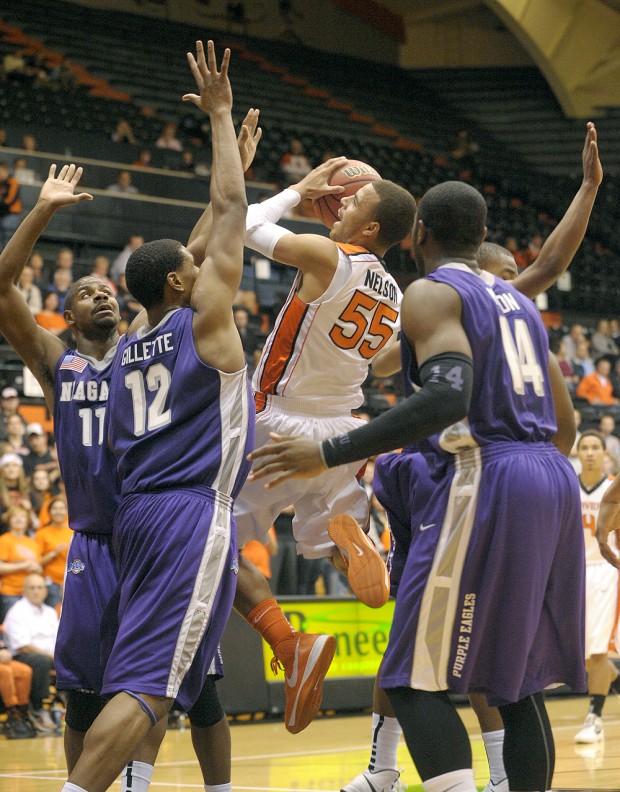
[262,599,395,680]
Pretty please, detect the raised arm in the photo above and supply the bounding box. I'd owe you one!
[0,164,92,408]
[512,123,602,299]
[183,40,247,373]
[186,107,262,264]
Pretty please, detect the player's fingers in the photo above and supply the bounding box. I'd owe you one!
[325,185,345,195]
[253,127,263,144]
[220,47,231,78]
[206,39,218,75]
[69,166,83,186]
[186,53,203,86]
[182,93,200,105]
[47,163,57,180]
[248,459,287,480]
[264,471,292,489]
[74,192,93,202]
[58,164,70,180]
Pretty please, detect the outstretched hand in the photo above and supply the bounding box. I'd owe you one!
[238,108,262,172]
[183,40,232,115]
[291,156,348,200]
[247,433,327,488]
[39,163,93,208]
[582,121,603,188]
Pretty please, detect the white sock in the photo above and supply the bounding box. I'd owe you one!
[368,713,402,771]
[121,761,154,792]
[481,729,507,785]
[422,768,477,792]
[205,784,232,792]
[61,785,88,792]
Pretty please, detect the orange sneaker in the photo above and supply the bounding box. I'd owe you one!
[272,632,336,734]
[328,514,390,608]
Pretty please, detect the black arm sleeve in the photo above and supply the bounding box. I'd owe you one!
[322,352,473,468]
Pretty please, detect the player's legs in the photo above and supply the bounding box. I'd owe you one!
[498,692,554,792]
[188,677,231,790]
[342,665,402,792]
[469,694,507,792]
[575,653,615,743]
[237,553,336,734]
[65,691,172,792]
[386,686,476,792]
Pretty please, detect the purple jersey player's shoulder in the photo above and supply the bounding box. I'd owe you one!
[407,264,556,472]
[53,345,121,535]
[108,308,254,498]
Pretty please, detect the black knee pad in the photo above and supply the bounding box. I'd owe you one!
[187,677,225,728]
[65,690,107,733]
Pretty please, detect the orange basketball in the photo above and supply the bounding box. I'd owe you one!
[313,160,381,229]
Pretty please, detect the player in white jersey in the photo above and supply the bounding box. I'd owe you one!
[575,429,620,744]
[233,161,416,734]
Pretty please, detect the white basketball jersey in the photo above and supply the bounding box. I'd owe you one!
[253,244,401,412]
[580,476,618,565]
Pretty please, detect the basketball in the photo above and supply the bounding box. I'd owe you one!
[313,160,382,229]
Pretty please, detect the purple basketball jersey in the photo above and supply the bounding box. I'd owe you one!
[108,308,254,498]
[53,347,121,535]
[403,265,557,477]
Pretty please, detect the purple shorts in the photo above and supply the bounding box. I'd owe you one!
[381,442,586,706]
[101,486,237,711]
[373,451,435,597]
[55,532,118,694]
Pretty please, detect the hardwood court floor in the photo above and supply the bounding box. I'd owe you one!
[1,696,618,791]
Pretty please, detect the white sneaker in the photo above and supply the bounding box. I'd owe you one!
[482,779,509,792]
[341,769,401,792]
[574,712,604,743]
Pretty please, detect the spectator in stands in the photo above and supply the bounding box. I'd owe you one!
[234,305,260,367]
[29,469,60,524]
[54,247,73,273]
[48,56,75,91]
[181,149,196,173]
[89,255,117,295]
[110,233,144,283]
[550,338,580,396]
[598,414,620,462]
[106,169,139,194]
[17,264,43,315]
[47,268,73,312]
[13,157,39,185]
[590,319,619,360]
[0,631,35,739]
[0,455,34,528]
[280,139,312,187]
[562,323,586,360]
[155,121,183,151]
[111,119,137,145]
[2,49,33,83]
[2,573,58,732]
[0,387,21,441]
[576,357,620,406]
[21,136,37,154]
[0,162,22,250]
[23,424,58,484]
[132,149,152,168]
[611,357,620,401]
[28,251,50,291]
[4,415,30,460]
[35,291,69,337]
[35,497,72,608]
[573,339,595,379]
[610,319,620,347]
[0,129,7,148]
[0,506,41,620]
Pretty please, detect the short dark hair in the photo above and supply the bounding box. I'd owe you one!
[477,241,512,269]
[125,239,185,309]
[577,429,605,450]
[64,276,106,313]
[418,181,487,251]
[371,180,416,251]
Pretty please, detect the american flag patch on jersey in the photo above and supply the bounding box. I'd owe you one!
[59,355,88,373]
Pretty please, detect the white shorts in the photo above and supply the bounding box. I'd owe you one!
[585,561,619,658]
[234,395,370,558]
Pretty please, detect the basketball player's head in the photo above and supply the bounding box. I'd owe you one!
[477,242,518,281]
[413,181,487,276]
[64,276,120,338]
[330,180,416,254]
[577,429,606,474]
[125,239,196,311]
